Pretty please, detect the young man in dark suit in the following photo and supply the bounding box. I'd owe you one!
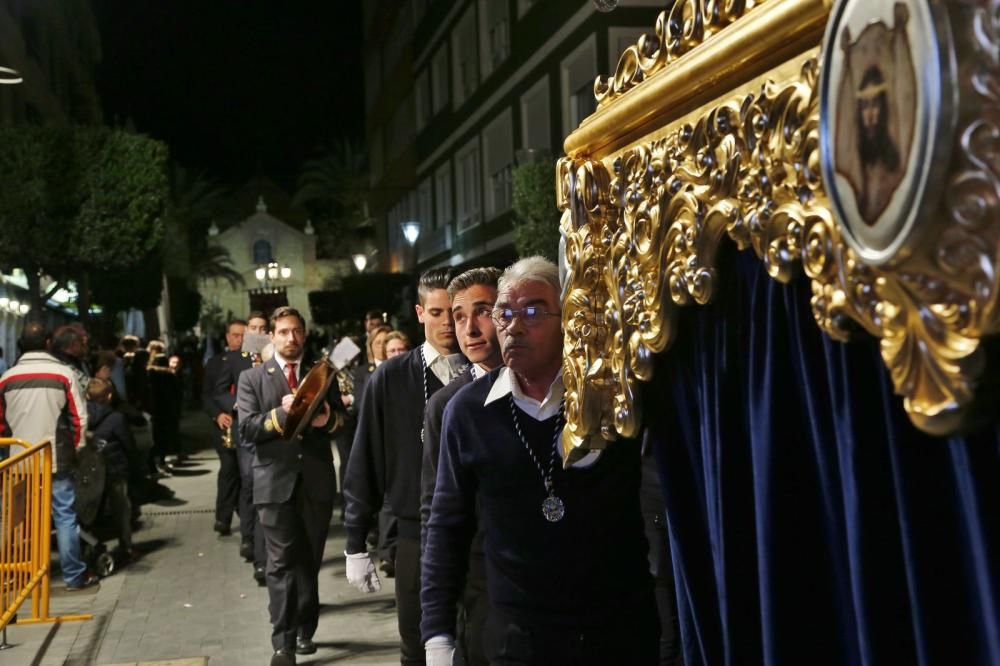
[344,267,464,665]
[420,266,504,666]
[237,306,341,666]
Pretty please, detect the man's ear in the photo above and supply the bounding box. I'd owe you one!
[415,303,425,323]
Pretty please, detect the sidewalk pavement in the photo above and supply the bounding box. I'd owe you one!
[5,408,400,666]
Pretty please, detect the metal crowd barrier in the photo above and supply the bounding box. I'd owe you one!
[0,438,90,649]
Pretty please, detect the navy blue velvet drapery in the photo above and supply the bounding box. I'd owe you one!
[646,246,1000,665]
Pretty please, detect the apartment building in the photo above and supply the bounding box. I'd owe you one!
[362,0,664,273]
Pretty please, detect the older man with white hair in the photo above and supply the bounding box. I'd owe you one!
[421,256,657,665]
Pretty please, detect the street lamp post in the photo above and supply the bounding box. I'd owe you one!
[352,253,368,273]
[400,220,421,272]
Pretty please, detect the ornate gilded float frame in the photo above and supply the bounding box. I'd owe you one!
[557,0,1000,462]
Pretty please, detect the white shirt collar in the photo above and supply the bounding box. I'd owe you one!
[485,367,564,421]
[422,341,442,366]
[423,341,463,384]
[485,367,600,467]
[274,353,302,380]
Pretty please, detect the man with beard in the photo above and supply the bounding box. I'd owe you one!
[422,257,657,665]
[420,267,503,666]
[855,67,902,223]
[344,267,465,665]
[237,307,341,666]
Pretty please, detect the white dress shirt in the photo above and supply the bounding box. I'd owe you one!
[274,353,303,388]
[485,367,600,467]
[422,341,463,385]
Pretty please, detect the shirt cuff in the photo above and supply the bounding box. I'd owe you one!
[425,634,454,648]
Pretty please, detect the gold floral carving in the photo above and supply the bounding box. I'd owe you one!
[595,0,767,107]
[559,1,1000,462]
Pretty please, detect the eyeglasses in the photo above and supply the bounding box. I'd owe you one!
[491,306,561,329]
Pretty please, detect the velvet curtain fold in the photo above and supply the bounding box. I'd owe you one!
[646,246,1000,665]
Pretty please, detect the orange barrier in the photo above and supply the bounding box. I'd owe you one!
[0,438,91,634]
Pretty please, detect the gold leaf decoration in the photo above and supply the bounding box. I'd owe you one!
[559,1,1000,462]
[595,0,766,107]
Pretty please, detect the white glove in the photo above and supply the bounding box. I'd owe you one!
[344,551,381,593]
[425,635,455,666]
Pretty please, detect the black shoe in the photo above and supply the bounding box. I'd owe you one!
[213,521,231,536]
[65,573,99,591]
[254,566,266,586]
[270,649,296,666]
[379,558,395,579]
[239,539,254,561]
[295,637,316,655]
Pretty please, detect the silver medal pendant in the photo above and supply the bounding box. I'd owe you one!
[542,494,565,522]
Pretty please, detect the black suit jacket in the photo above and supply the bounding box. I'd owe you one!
[420,367,476,535]
[205,351,253,445]
[236,357,338,506]
[344,347,457,552]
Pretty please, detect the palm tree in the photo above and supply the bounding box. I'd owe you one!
[294,137,371,257]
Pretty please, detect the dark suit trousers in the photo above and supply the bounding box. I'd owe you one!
[258,477,332,651]
[483,593,659,666]
[214,443,241,525]
[395,534,424,664]
[237,446,265,566]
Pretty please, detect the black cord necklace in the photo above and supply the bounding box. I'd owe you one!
[509,395,566,522]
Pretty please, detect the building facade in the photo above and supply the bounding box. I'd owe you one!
[200,197,347,327]
[361,0,665,273]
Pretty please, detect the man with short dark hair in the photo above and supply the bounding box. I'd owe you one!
[364,309,385,335]
[238,306,342,665]
[0,321,94,590]
[345,267,465,665]
[202,318,248,538]
[422,257,657,665]
[420,266,503,666]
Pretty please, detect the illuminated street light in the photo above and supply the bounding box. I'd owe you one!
[352,253,368,272]
[18,303,29,315]
[401,221,421,246]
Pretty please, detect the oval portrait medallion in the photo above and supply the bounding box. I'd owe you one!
[819,0,956,266]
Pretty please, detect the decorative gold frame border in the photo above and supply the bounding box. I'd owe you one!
[558,0,1000,462]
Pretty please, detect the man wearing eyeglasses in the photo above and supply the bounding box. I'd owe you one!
[422,256,657,666]
[420,266,503,666]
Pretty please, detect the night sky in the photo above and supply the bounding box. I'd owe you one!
[93,1,364,191]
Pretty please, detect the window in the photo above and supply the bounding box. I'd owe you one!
[451,5,479,107]
[479,0,510,79]
[521,76,551,151]
[517,0,538,19]
[482,109,513,219]
[370,130,384,185]
[387,94,415,157]
[569,81,597,130]
[431,45,450,113]
[418,177,433,231]
[252,239,273,265]
[560,34,598,136]
[416,69,432,130]
[608,28,647,73]
[364,51,382,110]
[455,138,481,231]
[435,162,453,230]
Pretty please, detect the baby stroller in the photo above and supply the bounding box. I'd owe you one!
[73,438,132,578]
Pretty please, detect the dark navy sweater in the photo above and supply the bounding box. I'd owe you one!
[420,368,651,640]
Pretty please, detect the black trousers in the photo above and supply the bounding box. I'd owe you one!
[457,554,490,666]
[214,444,241,525]
[237,446,265,567]
[258,478,332,651]
[395,534,424,664]
[483,594,659,666]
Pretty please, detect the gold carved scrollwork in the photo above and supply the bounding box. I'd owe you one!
[560,0,1000,461]
[595,0,766,107]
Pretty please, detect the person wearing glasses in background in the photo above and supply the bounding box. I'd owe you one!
[421,256,657,666]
